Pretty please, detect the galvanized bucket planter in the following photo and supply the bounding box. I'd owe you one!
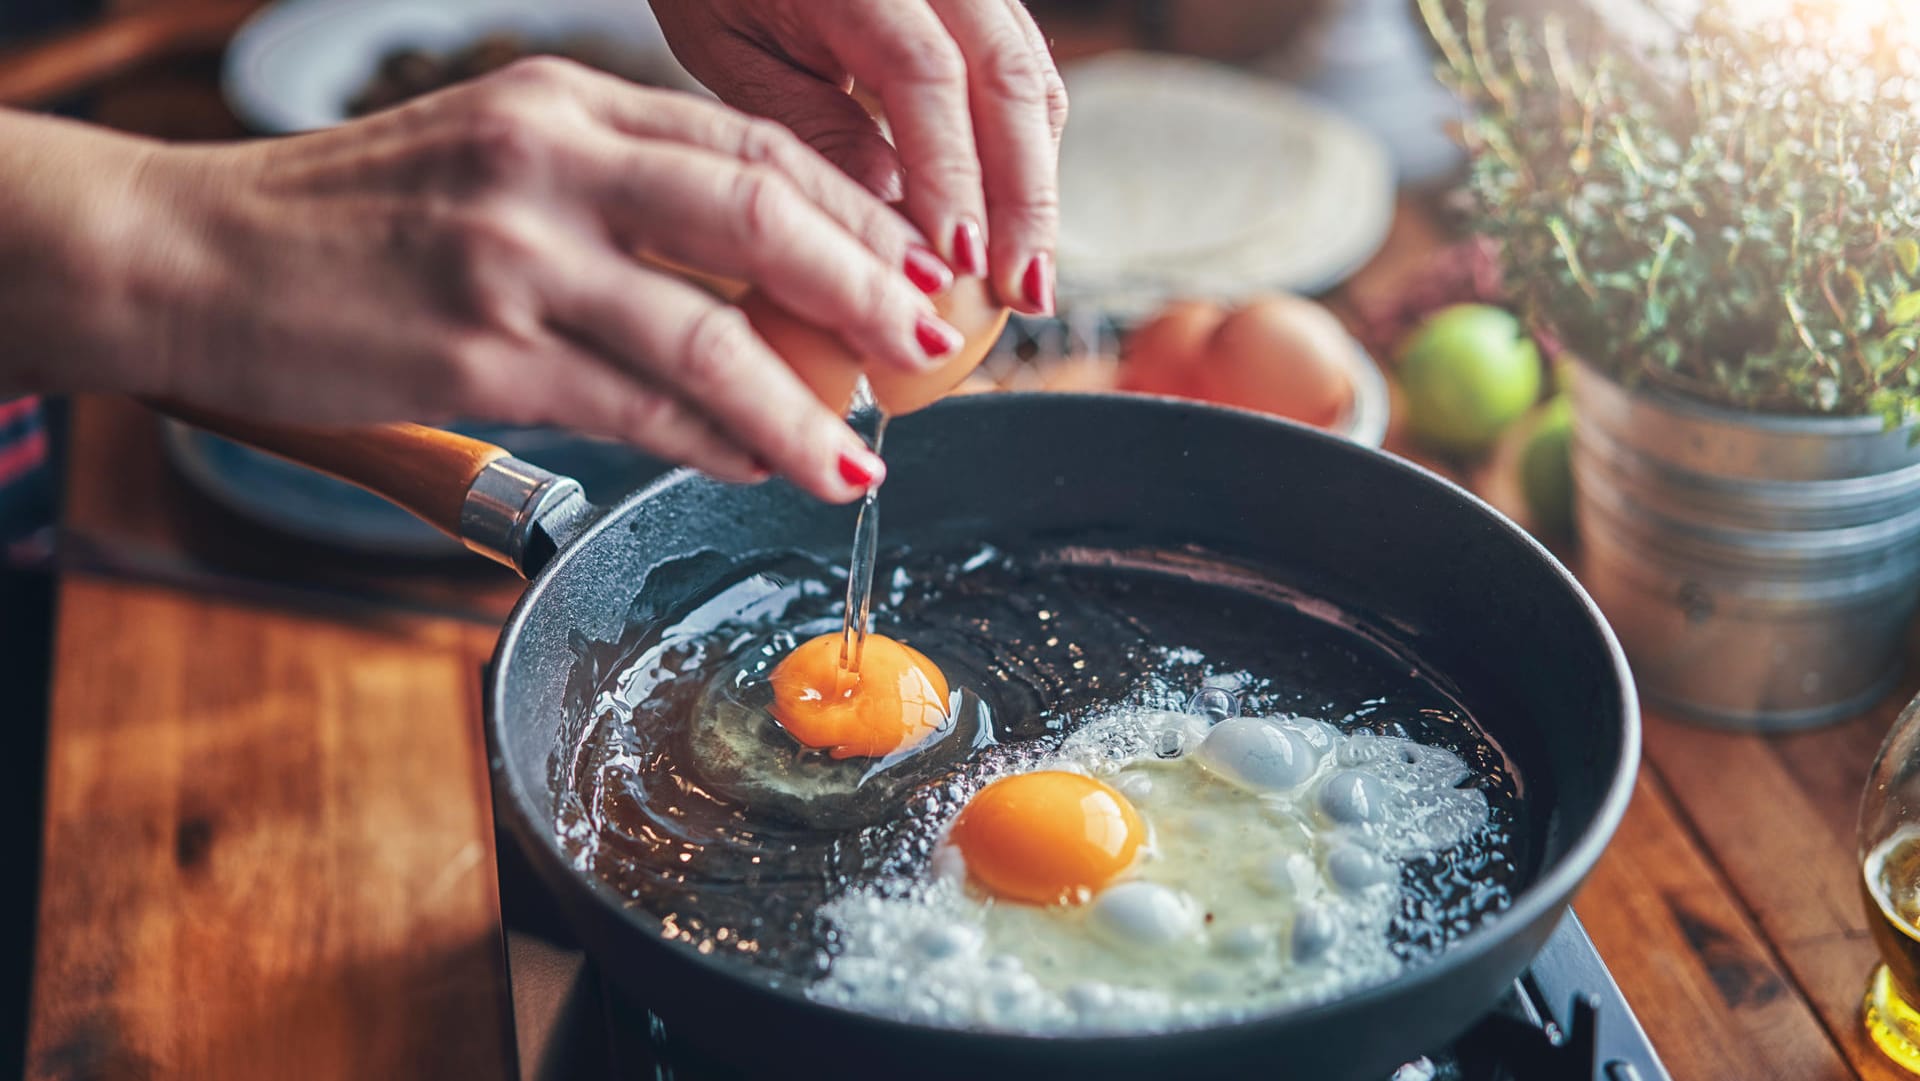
[1569,361,1920,729]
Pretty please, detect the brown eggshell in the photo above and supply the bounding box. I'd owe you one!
[1198,295,1354,429]
[1117,300,1228,397]
[740,278,1010,416]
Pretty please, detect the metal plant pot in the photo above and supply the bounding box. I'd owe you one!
[1569,360,1920,729]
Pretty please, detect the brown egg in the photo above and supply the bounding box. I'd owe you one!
[1196,295,1355,429]
[1118,300,1228,397]
[740,278,1010,416]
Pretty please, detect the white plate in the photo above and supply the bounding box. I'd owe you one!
[223,0,698,134]
[1057,53,1394,318]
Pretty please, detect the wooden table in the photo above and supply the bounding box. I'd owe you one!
[16,13,1920,1081]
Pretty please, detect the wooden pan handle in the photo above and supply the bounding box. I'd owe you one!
[0,2,258,109]
[151,403,511,540]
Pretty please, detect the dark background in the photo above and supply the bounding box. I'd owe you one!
[0,9,91,1074]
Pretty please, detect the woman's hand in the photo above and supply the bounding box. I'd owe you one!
[0,59,979,501]
[650,0,1069,316]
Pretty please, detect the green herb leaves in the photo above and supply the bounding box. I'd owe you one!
[1425,0,1920,417]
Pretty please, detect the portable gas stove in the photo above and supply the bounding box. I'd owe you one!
[497,846,1670,1081]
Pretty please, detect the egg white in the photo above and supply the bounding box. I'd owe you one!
[809,705,1491,1033]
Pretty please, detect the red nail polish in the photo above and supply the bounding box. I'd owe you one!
[838,450,882,488]
[1021,252,1055,314]
[951,220,986,277]
[904,245,952,295]
[915,315,961,358]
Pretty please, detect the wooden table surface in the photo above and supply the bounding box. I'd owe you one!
[16,11,1920,1081]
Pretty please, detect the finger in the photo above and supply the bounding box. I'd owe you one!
[451,329,769,484]
[1003,0,1070,144]
[527,336,770,485]
[554,62,940,287]
[930,0,1065,315]
[762,79,905,204]
[814,0,990,280]
[542,259,884,503]
[669,39,907,202]
[581,137,963,375]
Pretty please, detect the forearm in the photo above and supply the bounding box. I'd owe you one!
[0,57,931,500]
[0,109,170,399]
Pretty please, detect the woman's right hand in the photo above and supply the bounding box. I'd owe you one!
[69,59,974,500]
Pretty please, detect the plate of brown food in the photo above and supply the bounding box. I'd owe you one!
[223,0,702,134]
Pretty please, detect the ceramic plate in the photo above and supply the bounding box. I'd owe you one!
[1057,53,1395,317]
[223,0,699,134]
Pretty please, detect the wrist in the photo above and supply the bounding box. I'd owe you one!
[0,111,183,398]
[104,141,237,403]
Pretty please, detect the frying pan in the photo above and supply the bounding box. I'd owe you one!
[173,394,1638,1080]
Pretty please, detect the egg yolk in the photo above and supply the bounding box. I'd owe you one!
[767,633,950,760]
[946,771,1145,905]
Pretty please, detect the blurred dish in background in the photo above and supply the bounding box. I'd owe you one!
[345,29,685,116]
[1259,0,1466,185]
[1055,52,1393,319]
[222,0,699,134]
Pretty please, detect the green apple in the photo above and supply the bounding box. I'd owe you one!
[1519,395,1575,538]
[1398,304,1543,453]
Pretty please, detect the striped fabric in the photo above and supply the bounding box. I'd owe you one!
[0,398,46,483]
[3,0,100,547]
[0,397,50,544]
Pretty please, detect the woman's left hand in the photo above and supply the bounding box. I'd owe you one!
[649,0,1068,317]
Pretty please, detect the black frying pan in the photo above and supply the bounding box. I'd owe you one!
[174,394,1639,1081]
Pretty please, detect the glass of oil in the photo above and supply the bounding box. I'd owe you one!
[1860,693,1920,1072]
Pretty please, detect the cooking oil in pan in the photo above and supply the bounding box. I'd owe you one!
[554,543,1526,1026]
[1864,827,1920,1072]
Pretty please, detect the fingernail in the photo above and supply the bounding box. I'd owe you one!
[915,314,962,359]
[951,219,986,277]
[1021,252,1055,315]
[904,245,953,295]
[838,448,885,489]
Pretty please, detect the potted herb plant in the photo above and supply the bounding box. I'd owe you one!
[1420,0,1920,727]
